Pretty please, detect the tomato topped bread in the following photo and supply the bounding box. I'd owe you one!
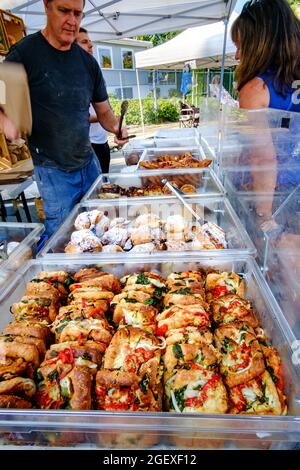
[214,322,265,388]
[210,294,258,327]
[205,272,245,302]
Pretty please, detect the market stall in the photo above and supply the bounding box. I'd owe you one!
[0,0,299,453]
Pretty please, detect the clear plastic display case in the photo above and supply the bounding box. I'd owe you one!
[38,197,256,258]
[82,169,225,201]
[260,185,300,337]
[0,222,44,270]
[0,255,298,449]
[137,147,209,171]
[154,128,200,148]
[0,222,44,293]
[122,138,154,166]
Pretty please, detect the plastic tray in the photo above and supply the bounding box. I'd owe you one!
[0,255,299,449]
[38,197,256,258]
[0,222,44,288]
[154,128,200,148]
[137,147,209,172]
[122,138,155,166]
[82,169,225,202]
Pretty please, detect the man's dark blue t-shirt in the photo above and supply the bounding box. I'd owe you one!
[5,31,108,171]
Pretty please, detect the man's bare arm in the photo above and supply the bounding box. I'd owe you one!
[92,100,128,145]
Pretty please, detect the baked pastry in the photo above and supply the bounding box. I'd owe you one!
[202,222,226,249]
[102,244,124,253]
[94,215,110,238]
[74,210,105,230]
[165,326,213,347]
[44,340,104,368]
[0,395,32,409]
[157,304,210,334]
[74,210,102,230]
[11,295,60,323]
[68,287,114,304]
[112,300,158,333]
[0,335,40,368]
[109,217,130,229]
[214,321,265,388]
[211,294,258,327]
[130,242,156,253]
[58,318,113,345]
[70,273,121,293]
[229,370,284,415]
[0,377,36,400]
[95,370,161,412]
[163,342,220,383]
[103,326,163,391]
[36,364,92,410]
[166,271,203,289]
[3,321,53,347]
[64,243,82,254]
[163,289,206,308]
[100,227,129,247]
[165,215,187,234]
[180,184,196,194]
[165,367,228,413]
[68,229,102,253]
[134,213,162,229]
[165,242,189,251]
[121,272,166,289]
[98,183,123,199]
[205,272,245,301]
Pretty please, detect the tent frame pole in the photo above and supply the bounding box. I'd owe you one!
[136,68,145,136]
[219,18,228,104]
[217,18,229,171]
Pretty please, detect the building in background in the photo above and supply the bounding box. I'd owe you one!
[93,38,181,99]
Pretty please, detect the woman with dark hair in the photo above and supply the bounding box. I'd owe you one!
[231,0,300,111]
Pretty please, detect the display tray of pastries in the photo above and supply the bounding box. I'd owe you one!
[138,152,212,170]
[64,209,227,254]
[0,267,287,418]
[97,181,198,199]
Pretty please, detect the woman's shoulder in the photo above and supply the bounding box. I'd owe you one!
[239,78,269,109]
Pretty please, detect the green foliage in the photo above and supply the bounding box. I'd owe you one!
[168,88,180,98]
[156,99,179,122]
[289,0,300,17]
[135,32,181,46]
[109,98,179,125]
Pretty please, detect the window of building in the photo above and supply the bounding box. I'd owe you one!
[115,87,133,100]
[147,70,176,85]
[97,46,113,69]
[158,71,176,85]
[121,49,134,69]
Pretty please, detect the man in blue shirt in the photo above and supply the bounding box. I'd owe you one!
[0,0,127,236]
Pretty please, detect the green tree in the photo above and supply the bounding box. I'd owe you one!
[135,32,180,46]
[288,0,300,17]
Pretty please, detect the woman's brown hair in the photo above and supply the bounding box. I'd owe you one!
[231,0,300,94]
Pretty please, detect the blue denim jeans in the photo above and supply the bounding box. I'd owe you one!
[34,156,101,237]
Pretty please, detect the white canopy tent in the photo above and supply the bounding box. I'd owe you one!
[2,0,238,40]
[135,18,239,70]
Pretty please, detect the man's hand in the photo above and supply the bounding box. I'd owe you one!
[0,111,20,141]
[114,126,128,146]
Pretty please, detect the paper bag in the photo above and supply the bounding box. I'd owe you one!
[0,62,32,134]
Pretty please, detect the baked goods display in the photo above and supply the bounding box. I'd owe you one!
[97,181,198,199]
[139,152,212,170]
[64,209,227,254]
[0,267,286,418]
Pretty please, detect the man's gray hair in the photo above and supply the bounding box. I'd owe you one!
[46,0,86,6]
